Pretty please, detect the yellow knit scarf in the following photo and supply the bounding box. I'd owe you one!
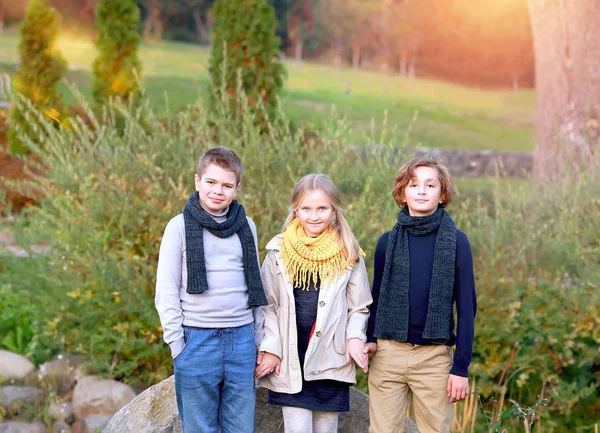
[279,219,348,291]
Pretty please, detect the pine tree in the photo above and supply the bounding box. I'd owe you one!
[8,0,67,155]
[92,0,142,103]
[209,0,286,115]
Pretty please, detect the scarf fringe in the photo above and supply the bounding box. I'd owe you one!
[279,219,348,291]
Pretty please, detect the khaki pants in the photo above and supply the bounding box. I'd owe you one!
[368,339,454,433]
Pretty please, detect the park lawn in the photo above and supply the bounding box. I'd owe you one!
[0,31,535,151]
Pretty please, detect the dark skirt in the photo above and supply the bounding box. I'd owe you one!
[268,277,350,412]
[268,378,350,412]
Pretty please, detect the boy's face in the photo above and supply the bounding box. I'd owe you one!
[402,166,444,217]
[194,163,240,214]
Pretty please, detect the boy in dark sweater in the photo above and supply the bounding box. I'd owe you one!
[365,157,477,433]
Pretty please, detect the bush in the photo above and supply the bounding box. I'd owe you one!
[3,87,599,430]
[209,0,286,116]
[3,88,404,384]
[92,0,142,103]
[8,0,67,155]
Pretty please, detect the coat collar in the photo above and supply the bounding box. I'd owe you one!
[265,233,284,251]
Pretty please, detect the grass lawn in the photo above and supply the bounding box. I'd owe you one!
[0,31,536,151]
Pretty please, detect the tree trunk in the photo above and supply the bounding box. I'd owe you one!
[527,0,600,182]
[294,38,303,71]
[351,46,361,70]
[399,48,409,76]
[0,6,5,35]
[192,9,203,42]
[334,33,343,70]
[408,50,416,79]
[192,9,212,44]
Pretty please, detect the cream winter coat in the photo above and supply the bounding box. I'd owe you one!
[258,234,372,394]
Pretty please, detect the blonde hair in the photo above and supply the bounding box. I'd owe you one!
[392,157,454,208]
[283,174,362,264]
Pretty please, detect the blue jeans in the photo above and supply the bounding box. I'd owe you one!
[174,323,257,433]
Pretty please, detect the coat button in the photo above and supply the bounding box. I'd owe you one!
[315,331,322,337]
[319,301,325,307]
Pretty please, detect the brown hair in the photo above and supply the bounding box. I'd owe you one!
[283,174,362,263]
[197,146,243,184]
[392,157,454,208]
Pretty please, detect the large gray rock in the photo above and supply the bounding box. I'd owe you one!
[104,376,419,433]
[0,351,35,382]
[102,376,180,433]
[0,421,47,433]
[72,377,136,420]
[0,386,43,409]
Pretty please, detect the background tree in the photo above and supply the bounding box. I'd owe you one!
[92,0,142,103]
[287,0,314,70]
[0,0,27,34]
[8,0,67,155]
[209,0,285,115]
[183,0,214,43]
[526,0,599,181]
[140,0,164,41]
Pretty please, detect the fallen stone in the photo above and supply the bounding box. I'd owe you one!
[39,359,76,393]
[48,401,74,424]
[0,421,47,433]
[72,377,136,420]
[0,386,43,409]
[0,351,35,382]
[50,420,71,433]
[81,415,112,433]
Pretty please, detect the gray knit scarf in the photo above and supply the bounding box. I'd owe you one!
[374,206,456,341]
[183,192,267,308]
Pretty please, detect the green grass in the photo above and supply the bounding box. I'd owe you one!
[0,31,536,151]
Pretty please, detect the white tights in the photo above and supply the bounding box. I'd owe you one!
[281,406,339,433]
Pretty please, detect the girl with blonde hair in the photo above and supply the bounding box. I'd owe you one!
[255,174,372,433]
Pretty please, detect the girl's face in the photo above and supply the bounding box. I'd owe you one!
[295,190,335,237]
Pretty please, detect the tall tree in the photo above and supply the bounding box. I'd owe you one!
[0,0,27,34]
[140,0,164,41]
[8,0,67,155]
[287,0,314,70]
[179,0,214,43]
[526,0,599,181]
[209,0,285,115]
[92,0,142,103]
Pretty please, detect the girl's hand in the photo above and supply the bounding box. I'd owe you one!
[447,374,469,403]
[363,342,378,357]
[255,352,281,378]
[346,339,368,373]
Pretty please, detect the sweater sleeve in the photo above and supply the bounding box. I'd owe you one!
[366,232,390,343]
[155,216,186,359]
[450,230,477,377]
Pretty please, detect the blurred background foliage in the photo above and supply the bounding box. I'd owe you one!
[0,85,598,431]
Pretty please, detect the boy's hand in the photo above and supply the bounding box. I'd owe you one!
[363,342,378,357]
[447,374,469,403]
[346,339,368,373]
[255,352,281,378]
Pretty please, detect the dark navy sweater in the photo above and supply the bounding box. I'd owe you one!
[366,229,477,377]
